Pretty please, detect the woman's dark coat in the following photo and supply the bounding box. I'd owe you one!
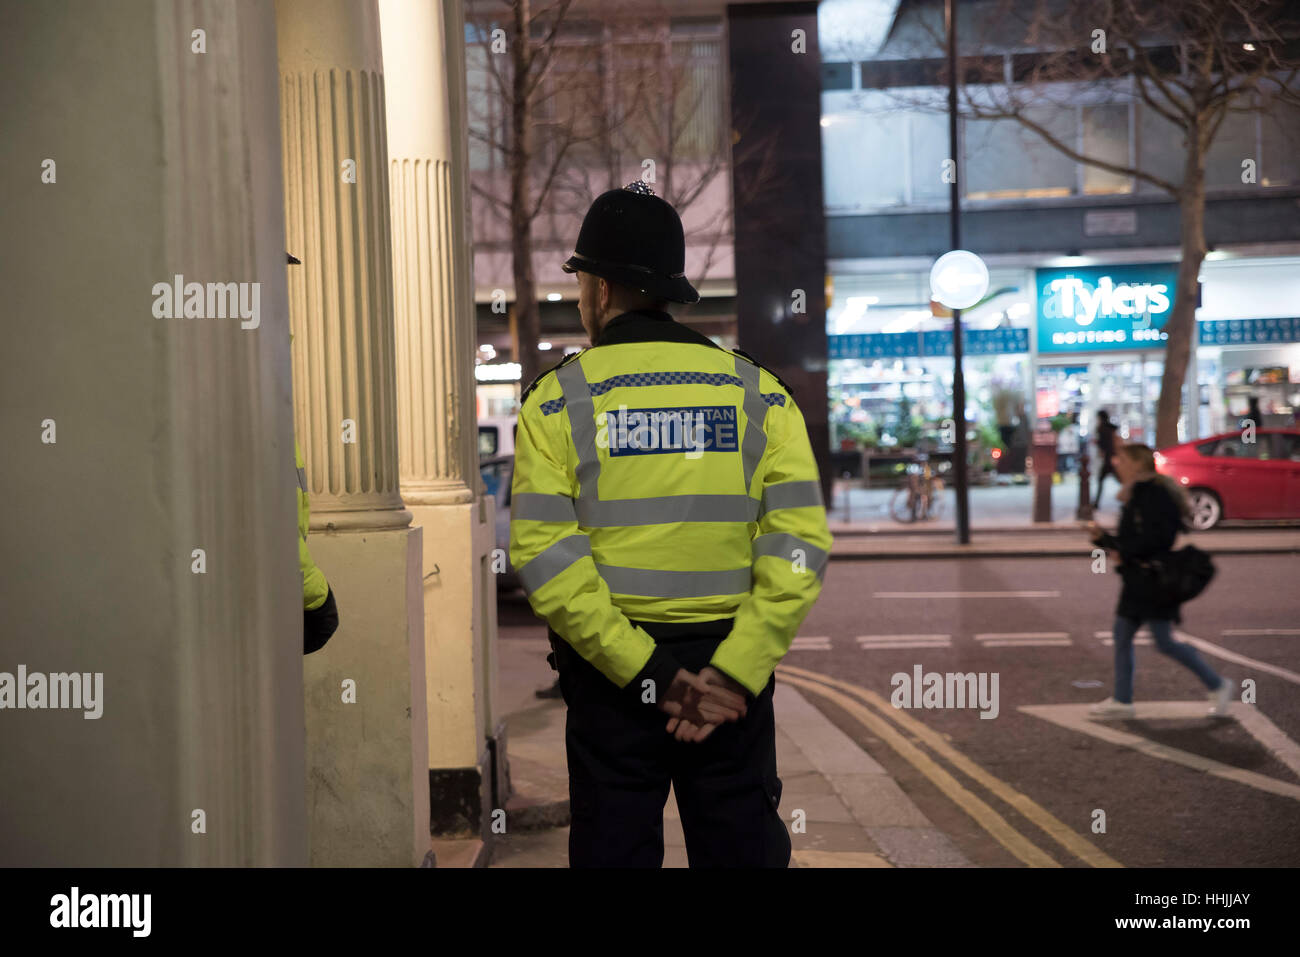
[1093,478,1186,622]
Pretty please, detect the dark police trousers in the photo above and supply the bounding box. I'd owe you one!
[550,627,790,868]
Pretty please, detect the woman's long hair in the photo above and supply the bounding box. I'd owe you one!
[1119,443,1192,522]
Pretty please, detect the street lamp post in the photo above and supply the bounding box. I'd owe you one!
[945,0,970,544]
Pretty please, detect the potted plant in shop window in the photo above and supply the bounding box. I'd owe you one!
[893,396,923,450]
[976,420,1004,474]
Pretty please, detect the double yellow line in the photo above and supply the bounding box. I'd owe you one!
[776,664,1122,868]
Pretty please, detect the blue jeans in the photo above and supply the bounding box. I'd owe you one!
[1112,616,1223,704]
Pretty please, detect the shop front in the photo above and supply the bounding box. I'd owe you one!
[827,257,1300,480]
[826,269,1036,479]
[1034,262,1179,449]
[1033,259,1300,452]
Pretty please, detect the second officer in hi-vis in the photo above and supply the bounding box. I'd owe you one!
[509,182,831,868]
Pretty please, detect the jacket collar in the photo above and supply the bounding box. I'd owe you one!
[594,309,719,350]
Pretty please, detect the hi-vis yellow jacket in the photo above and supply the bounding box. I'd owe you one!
[297,440,328,612]
[509,311,831,698]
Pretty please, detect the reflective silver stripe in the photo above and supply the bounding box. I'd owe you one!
[296,466,307,492]
[752,532,829,576]
[557,360,600,500]
[762,480,823,513]
[594,563,751,598]
[576,494,760,527]
[518,535,592,593]
[736,356,768,494]
[513,493,578,523]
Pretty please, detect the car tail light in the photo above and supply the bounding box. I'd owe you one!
[1154,451,1167,469]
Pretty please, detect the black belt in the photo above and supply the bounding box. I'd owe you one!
[634,618,734,642]
[546,618,735,670]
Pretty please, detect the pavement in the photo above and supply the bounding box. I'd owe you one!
[489,631,970,868]
[828,474,1300,558]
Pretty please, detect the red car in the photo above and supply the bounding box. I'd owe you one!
[1154,429,1300,529]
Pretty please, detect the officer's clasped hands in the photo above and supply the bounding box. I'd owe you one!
[659,667,748,743]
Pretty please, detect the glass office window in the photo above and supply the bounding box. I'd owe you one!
[965,107,1076,199]
[1136,101,1187,193]
[1081,104,1132,194]
[1261,100,1300,187]
[910,111,951,202]
[823,111,909,209]
[1205,109,1260,187]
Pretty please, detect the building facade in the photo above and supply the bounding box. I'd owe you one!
[821,0,1300,459]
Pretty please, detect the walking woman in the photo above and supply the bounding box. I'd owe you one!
[1086,443,1233,719]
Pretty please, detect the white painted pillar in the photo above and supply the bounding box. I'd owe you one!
[379,0,500,838]
[0,0,305,866]
[276,0,430,866]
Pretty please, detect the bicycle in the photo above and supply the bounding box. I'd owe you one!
[889,454,945,522]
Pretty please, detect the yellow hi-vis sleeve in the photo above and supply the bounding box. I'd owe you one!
[709,390,832,696]
[509,391,667,689]
[297,440,328,611]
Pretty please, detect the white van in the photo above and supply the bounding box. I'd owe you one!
[478,415,516,460]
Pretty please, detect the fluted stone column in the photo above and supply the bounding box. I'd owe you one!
[380,0,501,840]
[279,0,411,530]
[277,0,430,866]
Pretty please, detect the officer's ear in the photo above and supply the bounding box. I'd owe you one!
[597,276,612,313]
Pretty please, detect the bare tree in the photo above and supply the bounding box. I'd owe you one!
[466,0,582,389]
[889,0,1300,447]
[466,1,752,386]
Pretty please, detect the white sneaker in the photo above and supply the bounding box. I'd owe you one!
[1089,697,1136,719]
[1210,678,1234,717]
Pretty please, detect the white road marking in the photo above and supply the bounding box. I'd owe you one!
[856,634,952,642]
[854,635,953,650]
[1221,629,1300,637]
[1176,630,1300,687]
[977,632,1070,642]
[982,639,1073,647]
[874,591,1060,599]
[1020,702,1300,802]
[791,636,832,651]
[1095,629,1153,646]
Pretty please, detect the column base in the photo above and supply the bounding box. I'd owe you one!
[303,525,428,867]
[409,497,499,839]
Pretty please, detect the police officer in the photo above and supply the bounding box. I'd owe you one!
[509,183,831,867]
[297,437,339,653]
[288,253,339,654]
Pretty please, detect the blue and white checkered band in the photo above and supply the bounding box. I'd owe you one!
[623,181,654,196]
[537,370,788,416]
